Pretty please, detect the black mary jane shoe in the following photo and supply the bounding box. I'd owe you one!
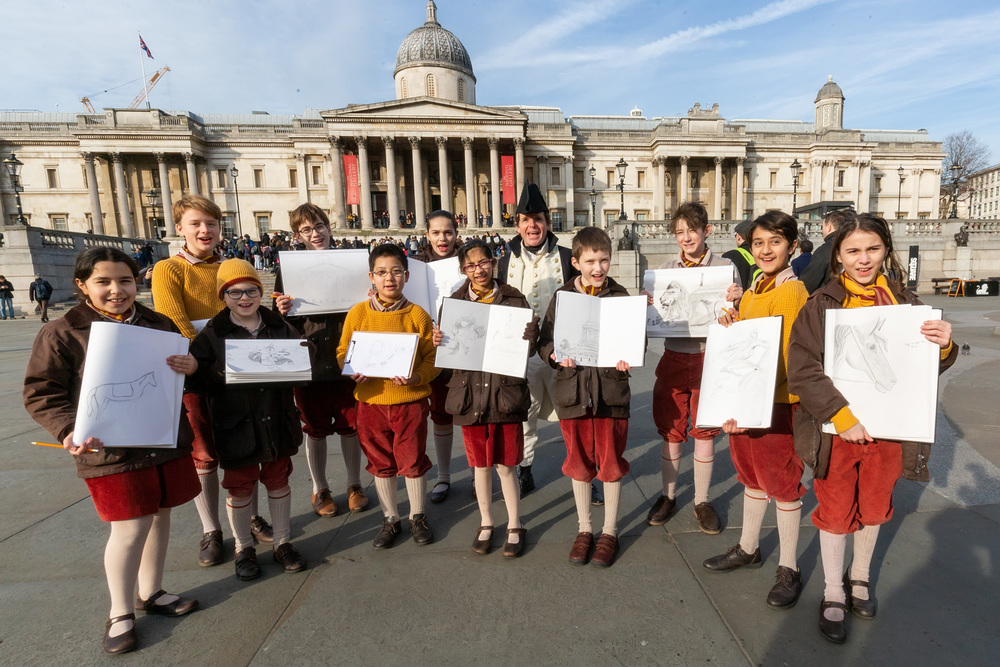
[137,589,199,617]
[819,600,849,644]
[429,481,451,504]
[843,572,878,619]
[472,525,494,555]
[103,613,137,655]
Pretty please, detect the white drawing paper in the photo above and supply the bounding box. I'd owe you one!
[74,322,188,448]
[403,257,466,320]
[553,292,646,368]
[435,299,533,378]
[191,318,209,334]
[279,249,373,315]
[644,265,734,338]
[822,305,940,443]
[342,331,419,379]
[225,339,312,384]
[696,316,783,429]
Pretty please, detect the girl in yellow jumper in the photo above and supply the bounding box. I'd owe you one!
[702,211,809,611]
[788,214,955,643]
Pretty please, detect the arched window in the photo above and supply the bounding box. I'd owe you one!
[458,78,465,102]
[400,77,408,99]
[427,74,436,98]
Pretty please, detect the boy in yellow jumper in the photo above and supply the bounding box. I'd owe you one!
[337,243,440,548]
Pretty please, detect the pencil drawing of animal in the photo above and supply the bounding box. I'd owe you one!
[86,372,157,420]
[248,344,293,367]
[652,280,721,329]
[833,316,897,393]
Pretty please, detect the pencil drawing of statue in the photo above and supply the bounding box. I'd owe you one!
[86,371,158,420]
[443,316,486,358]
[559,319,600,365]
[832,316,897,393]
[648,278,723,330]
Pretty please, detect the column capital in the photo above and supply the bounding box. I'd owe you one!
[678,155,690,165]
[565,154,574,165]
[714,156,724,165]
[736,156,746,165]
[294,152,306,161]
[183,152,195,163]
[911,167,923,175]
[355,136,367,150]
[435,136,448,148]
[461,136,474,149]
[536,154,548,164]
[110,152,123,163]
[383,136,395,150]
[513,137,524,149]
[932,168,942,175]
[487,137,499,150]
[153,152,166,163]
[409,136,422,150]
[80,151,94,162]
[327,135,342,150]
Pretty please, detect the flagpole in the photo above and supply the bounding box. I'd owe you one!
[138,31,151,109]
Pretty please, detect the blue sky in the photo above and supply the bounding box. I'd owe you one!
[2,0,998,160]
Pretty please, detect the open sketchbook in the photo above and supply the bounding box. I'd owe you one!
[342,331,419,379]
[644,265,734,338]
[822,304,940,443]
[553,292,646,367]
[278,249,372,315]
[403,257,466,320]
[697,316,783,429]
[435,299,534,378]
[225,339,312,384]
[74,322,188,448]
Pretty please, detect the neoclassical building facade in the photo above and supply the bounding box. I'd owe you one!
[0,1,945,240]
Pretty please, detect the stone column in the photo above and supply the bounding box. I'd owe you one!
[184,152,199,195]
[328,136,345,228]
[811,159,823,204]
[410,136,426,230]
[679,156,689,203]
[383,137,400,229]
[356,137,373,229]
[565,155,576,227]
[857,161,870,213]
[436,137,451,213]
[462,137,475,226]
[296,153,310,204]
[714,157,724,219]
[931,168,942,219]
[489,138,501,228]
[537,155,548,195]
[910,168,922,219]
[155,153,173,238]
[111,153,134,238]
[514,137,525,199]
[652,156,665,219]
[0,174,6,223]
[825,160,836,200]
[735,158,746,221]
[82,152,105,234]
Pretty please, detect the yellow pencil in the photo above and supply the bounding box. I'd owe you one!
[32,441,99,453]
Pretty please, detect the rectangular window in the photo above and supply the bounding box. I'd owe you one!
[551,210,563,228]
[46,168,58,189]
[607,170,615,187]
[575,169,585,189]
[288,168,297,189]
[253,168,264,188]
[256,213,271,234]
[81,166,88,189]
[370,160,380,182]
[575,212,588,225]
[50,215,68,230]
[311,165,322,186]
[220,214,236,238]
[605,211,617,225]
[769,171,777,189]
[837,169,845,188]
[875,176,882,193]
[551,166,561,187]
[635,210,648,221]
[217,169,228,189]
[637,171,646,189]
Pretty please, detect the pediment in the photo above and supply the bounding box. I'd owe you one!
[322,98,525,123]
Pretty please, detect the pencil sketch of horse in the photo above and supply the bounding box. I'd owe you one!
[86,372,158,420]
[832,316,897,393]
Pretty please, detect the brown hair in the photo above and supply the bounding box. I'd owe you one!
[748,210,798,246]
[289,203,330,234]
[571,227,613,260]
[669,201,709,233]
[172,195,221,226]
[830,213,905,291]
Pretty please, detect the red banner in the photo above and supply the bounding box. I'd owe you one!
[343,155,360,206]
[501,155,515,204]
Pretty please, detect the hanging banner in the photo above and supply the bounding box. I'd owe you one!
[344,155,360,206]
[906,245,919,290]
[501,155,515,204]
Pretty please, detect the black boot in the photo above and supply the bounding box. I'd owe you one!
[518,465,535,498]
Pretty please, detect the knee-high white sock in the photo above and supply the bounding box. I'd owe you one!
[739,488,769,554]
[693,438,715,505]
[602,480,622,537]
[250,483,260,517]
[474,467,493,527]
[405,475,427,519]
[572,479,592,533]
[820,530,848,621]
[661,440,682,499]
[194,466,221,533]
[851,524,881,600]
[305,436,329,495]
[226,494,254,553]
[775,499,802,570]
[267,486,292,546]
[137,509,173,602]
[340,432,362,487]
[105,515,154,635]
[374,476,399,521]
[433,425,454,484]
[497,464,521,532]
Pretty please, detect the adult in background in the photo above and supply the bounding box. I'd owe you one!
[721,220,759,291]
[800,208,856,294]
[791,234,813,277]
[30,273,54,322]
[0,274,14,319]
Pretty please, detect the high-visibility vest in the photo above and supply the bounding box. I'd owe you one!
[736,246,762,286]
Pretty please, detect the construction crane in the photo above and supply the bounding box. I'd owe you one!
[80,66,170,112]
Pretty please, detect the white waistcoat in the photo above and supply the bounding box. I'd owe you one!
[506,247,566,318]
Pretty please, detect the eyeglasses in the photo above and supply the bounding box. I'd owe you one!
[461,259,494,273]
[372,269,406,278]
[297,223,327,237]
[223,287,261,299]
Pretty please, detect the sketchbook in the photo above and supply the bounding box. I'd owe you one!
[822,305,940,443]
[403,257,466,320]
[342,331,419,379]
[225,339,312,384]
[73,322,188,448]
[435,299,534,378]
[553,292,646,368]
[644,265,734,338]
[278,249,373,315]
[696,316,783,429]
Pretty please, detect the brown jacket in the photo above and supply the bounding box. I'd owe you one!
[538,278,634,420]
[787,278,957,481]
[443,281,534,426]
[23,302,193,479]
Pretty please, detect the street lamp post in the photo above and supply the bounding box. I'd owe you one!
[896,165,904,220]
[143,188,161,239]
[616,157,628,222]
[230,165,243,235]
[790,158,802,217]
[3,153,28,226]
[949,163,962,219]
[588,165,597,227]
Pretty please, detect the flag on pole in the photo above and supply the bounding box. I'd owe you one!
[139,34,154,59]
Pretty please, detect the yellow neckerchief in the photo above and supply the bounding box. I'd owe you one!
[754,274,777,294]
[86,300,136,323]
[841,273,899,308]
[681,246,709,268]
[574,276,606,296]
[469,282,498,304]
[177,245,221,265]
[369,294,410,312]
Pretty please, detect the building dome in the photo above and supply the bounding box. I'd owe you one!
[394,1,475,81]
[815,75,844,103]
